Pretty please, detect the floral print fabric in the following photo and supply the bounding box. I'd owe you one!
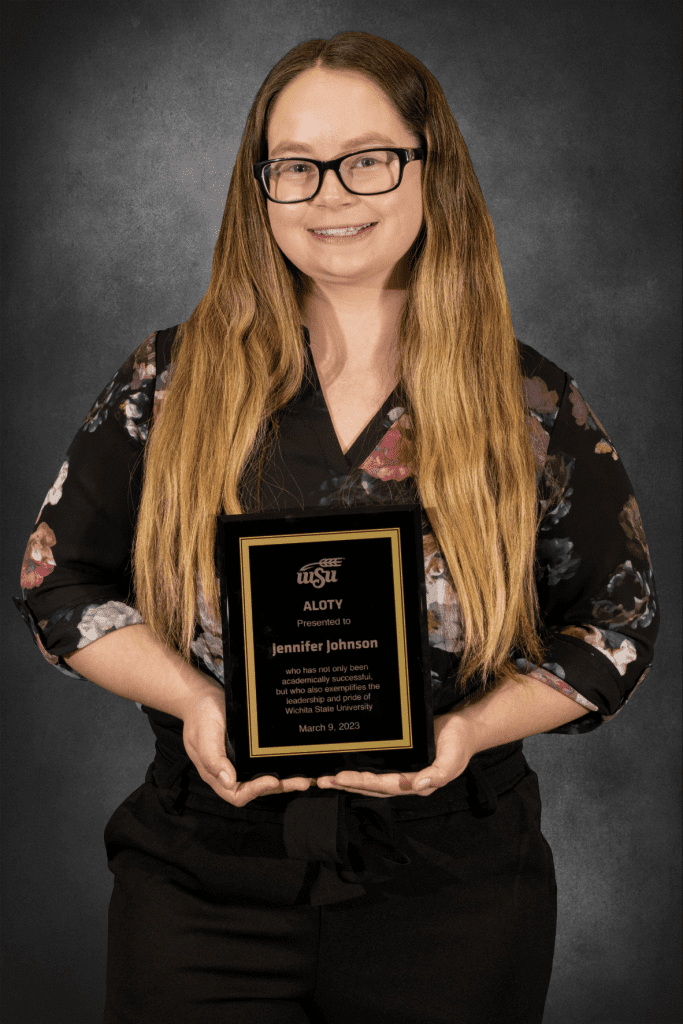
[16,327,658,735]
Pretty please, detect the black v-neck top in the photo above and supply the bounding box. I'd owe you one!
[305,337,401,473]
[241,328,410,514]
[16,325,659,740]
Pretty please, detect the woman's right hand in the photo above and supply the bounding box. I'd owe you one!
[180,683,313,807]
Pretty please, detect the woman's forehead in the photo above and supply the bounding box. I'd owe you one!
[267,68,413,155]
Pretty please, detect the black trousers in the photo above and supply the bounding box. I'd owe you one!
[103,739,556,1024]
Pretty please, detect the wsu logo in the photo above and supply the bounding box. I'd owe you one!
[297,557,343,589]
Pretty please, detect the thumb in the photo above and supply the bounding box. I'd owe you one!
[412,752,460,793]
[198,742,235,787]
[185,722,235,791]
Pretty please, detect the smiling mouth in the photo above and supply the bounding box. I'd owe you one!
[310,222,376,237]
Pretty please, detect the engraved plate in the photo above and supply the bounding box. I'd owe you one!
[217,505,434,780]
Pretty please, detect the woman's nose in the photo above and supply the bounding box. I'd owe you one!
[315,167,354,204]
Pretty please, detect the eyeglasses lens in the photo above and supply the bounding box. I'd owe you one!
[264,151,401,201]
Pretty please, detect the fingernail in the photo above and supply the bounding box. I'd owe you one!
[219,771,231,788]
[417,778,431,790]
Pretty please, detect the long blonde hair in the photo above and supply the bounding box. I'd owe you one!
[134,31,542,694]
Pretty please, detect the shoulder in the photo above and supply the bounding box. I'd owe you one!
[143,324,181,422]
[153,324,181,376]
[78,326,182,443]
[517,340,570,429]
[518,340,615,446]
[516,340,571,480]
[126,323,181,378]
[517,340,568,388]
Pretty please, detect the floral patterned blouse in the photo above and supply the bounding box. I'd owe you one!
[16,326,658,739]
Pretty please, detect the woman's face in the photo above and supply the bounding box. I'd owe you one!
[265,67,424,291]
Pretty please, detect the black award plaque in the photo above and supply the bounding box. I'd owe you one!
[216,504,434,780]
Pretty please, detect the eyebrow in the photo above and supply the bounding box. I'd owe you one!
[268,133,400,159]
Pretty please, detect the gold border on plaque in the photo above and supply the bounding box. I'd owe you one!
[239,528,413,758]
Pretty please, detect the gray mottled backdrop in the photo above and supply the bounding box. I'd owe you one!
[1,2,680,1022]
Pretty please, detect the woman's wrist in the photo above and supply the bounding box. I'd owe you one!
[172,676,225,724]
[443,673,590,755]
[434,708,484,762]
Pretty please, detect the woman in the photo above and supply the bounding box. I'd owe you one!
[16,30,658,1024]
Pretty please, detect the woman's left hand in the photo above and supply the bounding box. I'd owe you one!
[316,711,478,798]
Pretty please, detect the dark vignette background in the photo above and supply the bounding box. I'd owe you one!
[1,2,680,1022]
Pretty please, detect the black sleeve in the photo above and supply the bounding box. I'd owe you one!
[14,333,159,677]
[527,364,658,734]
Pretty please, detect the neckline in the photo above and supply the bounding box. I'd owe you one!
[301,325,401,473]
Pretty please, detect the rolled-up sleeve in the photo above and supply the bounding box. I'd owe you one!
[14,333,158,677]
[525,361,658,734]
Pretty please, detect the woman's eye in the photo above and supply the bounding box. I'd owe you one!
[354,158,377,169]
[284,163,313,175]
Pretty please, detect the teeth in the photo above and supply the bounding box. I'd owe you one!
[313,223,373,236]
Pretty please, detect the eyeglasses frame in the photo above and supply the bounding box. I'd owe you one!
[253,147,426,204]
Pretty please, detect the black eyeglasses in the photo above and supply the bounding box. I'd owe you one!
[253,147,425,204]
